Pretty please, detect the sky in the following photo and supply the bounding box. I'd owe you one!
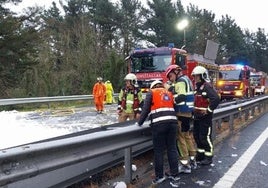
[5,0,268,33]
[180,0,267,33]
[6,0,267,33]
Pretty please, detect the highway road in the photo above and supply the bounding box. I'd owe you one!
[126,113,268,188]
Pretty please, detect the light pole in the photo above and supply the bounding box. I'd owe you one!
[177,19,189,49]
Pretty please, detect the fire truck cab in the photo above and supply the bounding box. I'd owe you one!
[250,71,267,95]
[217,64,254,100]
[126,46,219,92]
[126,46,186,92]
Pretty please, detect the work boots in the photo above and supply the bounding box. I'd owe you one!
[200,156,213,165]
[178,163,191,174]
[190,158,197,169]
[195,152,205,162]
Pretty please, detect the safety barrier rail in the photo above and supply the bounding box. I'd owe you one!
[0,94,118,106]
[0,96,267,187]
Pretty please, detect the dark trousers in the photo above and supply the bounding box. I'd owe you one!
[152,122,179,178]
[193,117,213,157]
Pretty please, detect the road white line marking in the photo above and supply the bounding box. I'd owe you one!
[213,126,268,188]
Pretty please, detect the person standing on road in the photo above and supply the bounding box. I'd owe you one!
[92,77,106,114]
[165,64,197,173]
[191,66,220,165]
[105,80,114,104]
[117,73,143,122]
[136,80,180,187]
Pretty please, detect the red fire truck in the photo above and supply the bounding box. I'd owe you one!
[217,64,255,100]
[250,71,267,95]
[126,46,219,92]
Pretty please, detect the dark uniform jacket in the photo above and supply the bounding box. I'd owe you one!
[193,81,220,119]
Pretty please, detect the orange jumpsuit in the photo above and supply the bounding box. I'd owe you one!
[93,82,106,112]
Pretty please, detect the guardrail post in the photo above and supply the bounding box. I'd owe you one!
[229,114,234,133]
[124,147,132,184]
[244,109,249,121]
[218,119,222,129]
[251,106,255,116]
[257,103,261,114]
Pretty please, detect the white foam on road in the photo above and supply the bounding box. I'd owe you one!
[0,110,70,150]
[0,105,118,150]
[213,126,268,188]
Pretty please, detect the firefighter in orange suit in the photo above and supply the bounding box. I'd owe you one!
[191,66,220,165]
[136,80,180,186]
[117,73,143,122]
[93,77,106,114]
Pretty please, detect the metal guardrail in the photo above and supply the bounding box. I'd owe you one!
[0,93,242,108]
[212,96,268,141]
[0,95,267,187]
[0,120,152,188]
[0,94,118,106]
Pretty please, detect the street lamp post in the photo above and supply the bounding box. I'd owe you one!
[177,19,189,49]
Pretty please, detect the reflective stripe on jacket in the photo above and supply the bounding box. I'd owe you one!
[149,88,177,124]
[118,87,143,113]
[193,81,220,119]
[174,75,194,113]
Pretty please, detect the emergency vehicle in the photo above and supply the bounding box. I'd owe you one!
[250,71,267,95]
[126,45,219,92]
[217,64,254,100]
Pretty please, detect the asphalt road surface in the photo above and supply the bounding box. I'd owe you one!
[132,113,268,188]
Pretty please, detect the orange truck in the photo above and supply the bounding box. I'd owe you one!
[217,64,255,100]
[250,71,267,95]
[126,45,219,92]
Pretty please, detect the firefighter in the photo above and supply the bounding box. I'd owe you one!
[117,73,143,122]
[136,80,180,187]
[165,64,197,173]
[92,77,106,114]
[104,80,114,104]
[191,66,220,165]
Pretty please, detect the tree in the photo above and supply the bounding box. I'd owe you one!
[0,0,41,97]
[252,28,268,72]
[87,0,118,47]
[184,4,218,54]
[37,0,126,95]
[116,0,143,56]
[143,0,179,46]
[217,15,248,65]
[40,0,100,95]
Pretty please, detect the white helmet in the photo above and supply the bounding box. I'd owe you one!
[191,66,210,82]
[150,80,163,89]
[124,73,137,85]
[97,77,103,81]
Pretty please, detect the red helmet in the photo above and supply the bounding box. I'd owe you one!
[165,64,181,78]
